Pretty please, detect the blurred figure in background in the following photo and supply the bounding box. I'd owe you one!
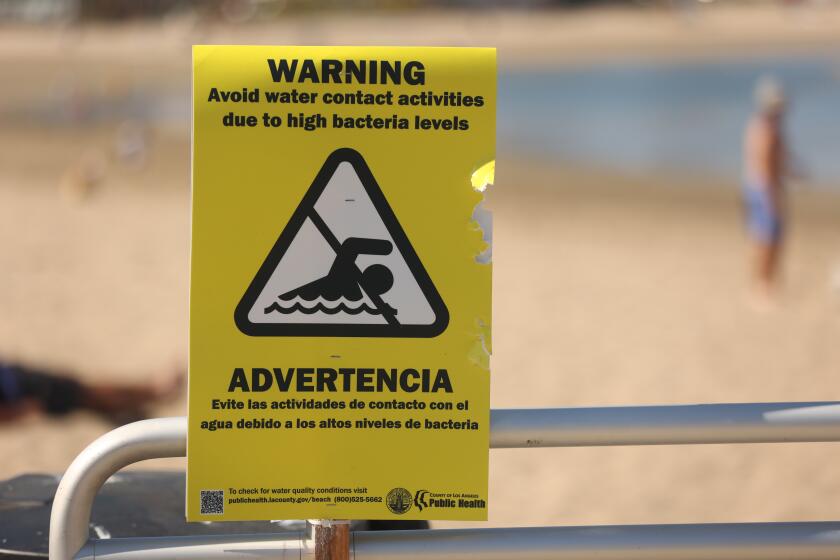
[0,360,183,424]
[743,76,788,302]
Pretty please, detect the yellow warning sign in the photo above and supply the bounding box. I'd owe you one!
[188,45,495,521]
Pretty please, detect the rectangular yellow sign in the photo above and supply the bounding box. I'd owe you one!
[188,45,495,521]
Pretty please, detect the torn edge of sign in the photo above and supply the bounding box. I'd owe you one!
[468,318,492,371]
[470,160,494,265]
[467,160,494,370]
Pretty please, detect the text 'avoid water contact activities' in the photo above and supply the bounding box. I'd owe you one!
[235,148,449,338]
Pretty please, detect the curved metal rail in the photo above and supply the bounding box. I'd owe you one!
[50,402,840,560]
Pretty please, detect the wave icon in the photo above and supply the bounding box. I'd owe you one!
[264,295,395,316]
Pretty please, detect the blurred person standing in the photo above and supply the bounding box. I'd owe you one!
[743,77,788,301]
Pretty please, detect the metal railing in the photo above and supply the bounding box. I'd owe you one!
[50,402,840,560]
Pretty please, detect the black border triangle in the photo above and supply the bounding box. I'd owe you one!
[234,148,449,338]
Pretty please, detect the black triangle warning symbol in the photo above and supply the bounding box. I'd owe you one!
[234,148,449,338]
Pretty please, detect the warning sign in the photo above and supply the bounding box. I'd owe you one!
[188,45,495,522]
[235,148,448,337]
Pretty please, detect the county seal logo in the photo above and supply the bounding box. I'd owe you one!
[385,487,413,514]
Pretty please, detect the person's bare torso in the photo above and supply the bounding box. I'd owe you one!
[744,114,785,192]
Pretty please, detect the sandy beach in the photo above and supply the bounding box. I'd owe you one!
[1,5,840,529]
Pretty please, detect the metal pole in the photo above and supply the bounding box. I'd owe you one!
[490,402,840,447]
[353,522,840,560]
[313,521,350,560]
[74,533,307,560]
[77,523,840,560]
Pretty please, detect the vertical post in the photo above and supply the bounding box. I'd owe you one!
[314,520,350,560]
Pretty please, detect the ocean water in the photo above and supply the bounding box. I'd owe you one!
[500,54,840,186]
[6,52,839,186]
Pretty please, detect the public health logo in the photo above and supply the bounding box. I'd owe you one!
[414,490,430,511]
[385,487,413,515]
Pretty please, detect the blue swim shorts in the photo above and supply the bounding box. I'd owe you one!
[743,186,783,244]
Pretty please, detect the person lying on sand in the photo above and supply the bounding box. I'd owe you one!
[0,360,183,424]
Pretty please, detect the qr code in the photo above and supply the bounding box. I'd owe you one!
[200,490,224,515]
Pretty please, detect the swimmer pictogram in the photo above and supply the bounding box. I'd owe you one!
[234,148,449,337]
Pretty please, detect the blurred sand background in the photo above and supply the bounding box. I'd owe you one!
[1,2,839,528]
